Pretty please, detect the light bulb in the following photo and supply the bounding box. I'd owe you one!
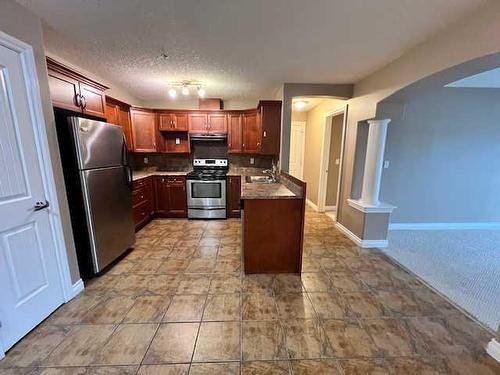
[197,87,206,97]
[168,88,177,98]
[294,100,307,110]
[181,86,189,96]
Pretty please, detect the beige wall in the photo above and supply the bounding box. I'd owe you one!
[325,114,343,207]
[291,110,307,122]
[302,99,346,205]
[0,0,80,283]
[334,0,500,238]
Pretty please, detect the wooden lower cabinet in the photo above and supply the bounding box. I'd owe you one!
[227,176,241,218]
[155,176,187,218]
[242,198,304,274]
[132,177,154,230]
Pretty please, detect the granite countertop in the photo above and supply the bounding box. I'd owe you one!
[241,181,299,200]
[132,170,188,181]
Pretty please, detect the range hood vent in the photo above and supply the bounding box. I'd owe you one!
[190,134,227,142]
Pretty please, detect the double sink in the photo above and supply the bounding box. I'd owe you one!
[245,175,277,184]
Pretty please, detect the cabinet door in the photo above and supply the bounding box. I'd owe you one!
[167,177,187,217]
[172,113,188,131]
[105,103,119,125]
[228,113,243,153]
[243,111,261,153]
[207,113,227,134]
[158,114,174,131]
[130,109,157,152]
[118,107,133,151]
[79,82,107,118]
[47,70,81,112]
[260,102,281,155]
[188,113,208,133]
[227,176,241,218]
[154,177,169,215]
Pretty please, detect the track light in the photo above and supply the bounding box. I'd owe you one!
[168,88,177,98]
[181,85,189,96]
[197,87,206,97]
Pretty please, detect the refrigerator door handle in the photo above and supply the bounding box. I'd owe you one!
[122,134,133,189]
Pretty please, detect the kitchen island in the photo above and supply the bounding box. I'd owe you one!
[241,172,306,274]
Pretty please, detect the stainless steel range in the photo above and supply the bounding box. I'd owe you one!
[186,158,228,219]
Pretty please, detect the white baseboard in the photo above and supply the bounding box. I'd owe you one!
[335,222,388,248]
[486,339,500,363]
[68,279,84,301]
[306,198,318,211]
[389,222,500,230]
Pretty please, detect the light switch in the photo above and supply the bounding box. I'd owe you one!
[384,160,390,169]
[175,138,180,145]
[143,157,149,164]
[335,158,340,165]
[250,157,255,165]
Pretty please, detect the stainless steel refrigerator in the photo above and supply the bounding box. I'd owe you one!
[56,114,135,278]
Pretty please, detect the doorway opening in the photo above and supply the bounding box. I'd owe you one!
[289,97,347,221]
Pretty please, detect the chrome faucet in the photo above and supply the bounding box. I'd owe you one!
[263,160,279,182]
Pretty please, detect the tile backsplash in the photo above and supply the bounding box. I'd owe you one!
[130,152,276,171]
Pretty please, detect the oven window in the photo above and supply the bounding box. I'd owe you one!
[191,182,222,198]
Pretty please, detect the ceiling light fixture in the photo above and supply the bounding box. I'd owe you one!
[167,81,205,99]
[294,100,308,110]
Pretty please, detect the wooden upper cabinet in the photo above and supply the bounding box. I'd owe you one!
[188,113,208,133]
[105,102,119,125]
[106,97,133,151]
[130,108,157,152]
[172,113,188,131]
[47,69,81,112]
[78,83,106,118]
[159,114,174,131]
[159,112,188,131]
[118,107,133,151]
[259,101,282,155]
[46,57,108,118]
[207,113,227,134]
[228,113,243,153]
[243,110,261,153]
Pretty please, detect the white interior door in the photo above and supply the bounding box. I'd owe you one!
[289,121,306,179]
[0,42,64,351]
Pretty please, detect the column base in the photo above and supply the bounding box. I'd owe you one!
[347,198,396,213]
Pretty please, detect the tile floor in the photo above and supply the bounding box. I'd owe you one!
[1,210,499,374]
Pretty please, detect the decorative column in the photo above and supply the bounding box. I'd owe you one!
[342,118,395,248]
[359,119,390,206]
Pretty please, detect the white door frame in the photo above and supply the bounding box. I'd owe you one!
[290,121,306,179]
[0,32,79,357]
[317,104,348,214]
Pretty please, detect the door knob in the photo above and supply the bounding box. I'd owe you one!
[34,200,50,211]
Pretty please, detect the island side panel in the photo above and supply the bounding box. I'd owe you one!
[243,198,304,274]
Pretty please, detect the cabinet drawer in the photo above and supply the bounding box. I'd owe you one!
[133,176,153,191]
[133,200,153,227]
[133,185,151,206]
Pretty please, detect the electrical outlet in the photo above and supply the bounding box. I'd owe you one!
[143,157,149,164]
[175,138,180,145]
[384,160,390,169]
[335,158,340,165]
[250,157,255,165]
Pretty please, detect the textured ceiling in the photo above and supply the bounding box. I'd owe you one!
[18,0,488,104]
